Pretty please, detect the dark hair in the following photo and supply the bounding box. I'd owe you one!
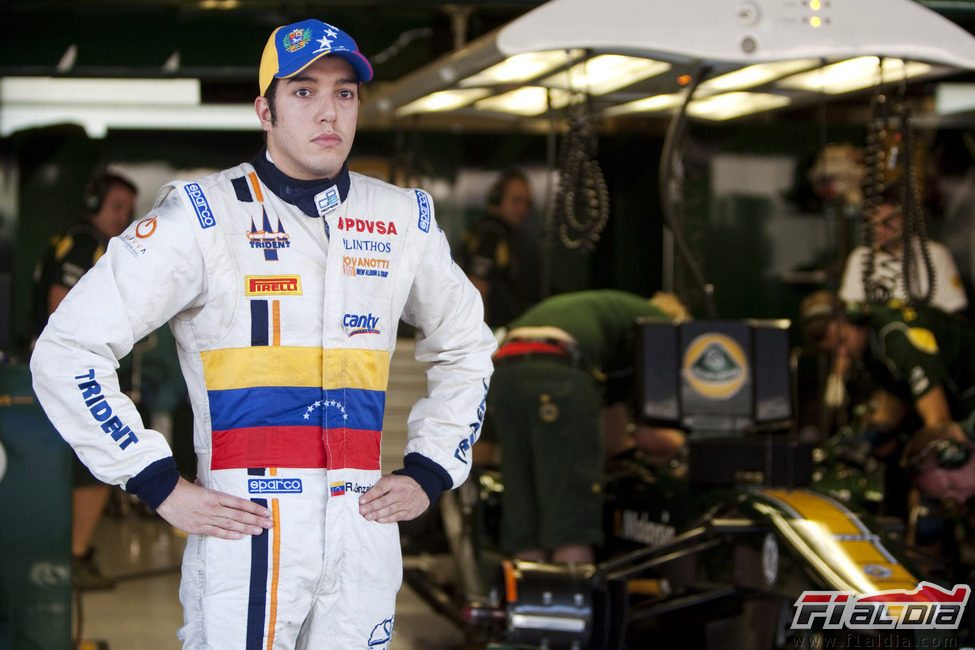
[487,168,530,207]
[83,171,137,215]
[798,290,844,345]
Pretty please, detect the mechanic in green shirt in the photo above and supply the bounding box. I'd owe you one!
[484,289,689,564]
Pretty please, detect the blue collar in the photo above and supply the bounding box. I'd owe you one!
[251,149,350,218]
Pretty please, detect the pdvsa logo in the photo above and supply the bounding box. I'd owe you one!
[682,333,747,399]
[343,313,380,336]
[337,218,397,236]
[792,583,970,631]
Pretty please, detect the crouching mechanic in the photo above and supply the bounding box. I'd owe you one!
[801,290,975,453]
[30,18,496,649]
[486,290,690,565]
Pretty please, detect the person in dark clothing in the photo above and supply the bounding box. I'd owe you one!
[801,291,975,441]
[32,170,138,590]
[462,168,539,329]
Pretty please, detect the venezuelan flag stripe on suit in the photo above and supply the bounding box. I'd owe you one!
[201,347,389,470]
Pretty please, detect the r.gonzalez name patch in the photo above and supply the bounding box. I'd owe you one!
[245,275,302,296]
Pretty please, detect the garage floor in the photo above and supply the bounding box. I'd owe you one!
[75,513,468,650]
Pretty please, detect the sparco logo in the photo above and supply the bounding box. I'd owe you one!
[184,183,215,229]
[248,478,303,494]
[415,190,431,233]
[337,218,397,235]
[791,582,970,631]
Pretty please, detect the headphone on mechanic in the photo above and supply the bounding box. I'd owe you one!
[83,173,111,214]
[902,437,973,476]
[82,171,136,215]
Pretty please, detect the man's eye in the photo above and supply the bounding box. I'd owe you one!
[295,88,311,97]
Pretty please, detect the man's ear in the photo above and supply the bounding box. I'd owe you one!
[255,96,273,131]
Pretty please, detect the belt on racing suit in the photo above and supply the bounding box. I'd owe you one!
[493,326,582,367]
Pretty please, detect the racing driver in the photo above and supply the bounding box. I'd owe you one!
[30,18,496,649]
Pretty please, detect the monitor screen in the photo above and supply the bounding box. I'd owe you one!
[634,319,793,434]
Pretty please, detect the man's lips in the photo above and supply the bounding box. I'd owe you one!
[312,133,341,146]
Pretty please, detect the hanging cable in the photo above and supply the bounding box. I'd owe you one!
[860,60,935,306]
[658,63,717,318]
[551,53,610,253]
[899,101,936,305]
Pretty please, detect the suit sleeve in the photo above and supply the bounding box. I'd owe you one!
[395,190,497,503]
[30,191,207,508]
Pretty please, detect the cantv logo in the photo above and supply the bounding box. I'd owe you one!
[343,313,380,336]
[791,582,970,631]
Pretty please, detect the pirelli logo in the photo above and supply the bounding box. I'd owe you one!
[245,275,302,296]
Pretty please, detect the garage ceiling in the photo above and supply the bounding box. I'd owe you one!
[0,2,540,95]
[4,0,975,132]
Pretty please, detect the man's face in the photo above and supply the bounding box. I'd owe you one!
[256,56,359,181]
[915,461,975,503]
[91,184,136,238]
[819,319,868,361]
[869,202,903,251]
[499,178,532,227]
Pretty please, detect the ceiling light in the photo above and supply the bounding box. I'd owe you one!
[0,103,258,138]
[0,77,200,106]
[397,89,492,115]
[776,57,933,94]
[605,93,686,116]
[686,92,792,121]
[473,87,575,116]
[540,55,671,95]
[460,50,583,87]
[699,59,820,93]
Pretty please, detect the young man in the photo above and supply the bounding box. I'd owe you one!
[30,18,495,648]
[32,170,139,591]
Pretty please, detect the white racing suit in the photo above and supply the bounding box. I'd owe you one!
[31,158,496,649]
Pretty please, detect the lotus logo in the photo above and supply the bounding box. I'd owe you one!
[682,333,748,399]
